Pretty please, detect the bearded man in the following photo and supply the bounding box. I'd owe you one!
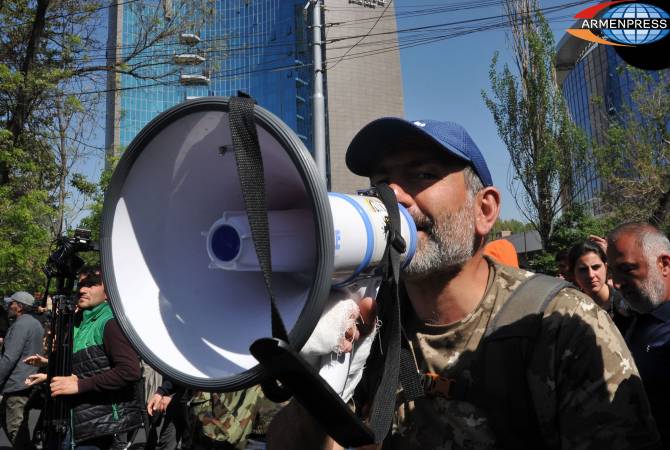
[608,223,670,448]
[268,118,660,449]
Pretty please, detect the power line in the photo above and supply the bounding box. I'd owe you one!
[4,0,583,102]
[0,0,581,68]
[39,9,576,100]
[327,0,393,71]
[0,0,582,60]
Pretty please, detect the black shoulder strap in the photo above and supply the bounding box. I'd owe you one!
[228,95,289,344]
[469,273,571,449]
[485,273,570,339]
[231,97,403,446]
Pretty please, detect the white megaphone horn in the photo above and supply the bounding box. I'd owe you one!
[101,96,416,394]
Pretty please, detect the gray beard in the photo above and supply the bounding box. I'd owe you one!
[402,198,476,280]
[626,264,666,313]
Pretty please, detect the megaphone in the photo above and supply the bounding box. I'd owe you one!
[101,97,416,393]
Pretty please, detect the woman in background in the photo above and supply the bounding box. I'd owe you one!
[568,239,634,334]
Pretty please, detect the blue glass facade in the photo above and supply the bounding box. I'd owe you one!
[117,0,312,152]
[559,44,668,213]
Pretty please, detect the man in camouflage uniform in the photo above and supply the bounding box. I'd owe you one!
[268,118,660,449]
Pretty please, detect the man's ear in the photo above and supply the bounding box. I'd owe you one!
[658,253,670,277]
[475,186,501,237]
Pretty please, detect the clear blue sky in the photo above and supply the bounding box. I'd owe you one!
[395,0,584,221]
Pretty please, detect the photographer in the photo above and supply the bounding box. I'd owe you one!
[49,265,143,449]
[0,291,44,449]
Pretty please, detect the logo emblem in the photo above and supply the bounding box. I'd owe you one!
[567,1,670,46]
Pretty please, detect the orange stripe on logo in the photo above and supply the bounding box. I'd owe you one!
[566,28,632,47]
[574,0,628,19]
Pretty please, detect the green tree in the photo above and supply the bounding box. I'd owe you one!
[78,156,117,244]
[490,218,534,237]
[526,206,613,275]
[0,181,53,294]
[0,0,213,290]
[482,0,590,248]
[594,68,670,230]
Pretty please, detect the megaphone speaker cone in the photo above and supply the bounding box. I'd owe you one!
[101,97,334,391]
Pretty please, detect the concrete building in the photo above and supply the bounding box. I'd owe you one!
[105,0,404,192]
[323,0,404,193]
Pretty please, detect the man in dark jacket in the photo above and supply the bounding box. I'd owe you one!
[50,266,143,449]
[0,291,44,448]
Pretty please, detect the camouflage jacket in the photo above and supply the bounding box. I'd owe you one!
[382,258,660,449]
[191,385,279,449]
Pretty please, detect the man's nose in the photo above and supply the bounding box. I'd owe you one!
[388,182,414,208]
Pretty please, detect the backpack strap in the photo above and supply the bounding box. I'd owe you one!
[468,273,571,449]
[485,274,571,339]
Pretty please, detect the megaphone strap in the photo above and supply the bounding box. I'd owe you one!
[374,184,423,401]
[366,183,424,443]
[228,95,289,344]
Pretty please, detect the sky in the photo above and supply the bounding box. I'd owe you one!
[394,0,585,221]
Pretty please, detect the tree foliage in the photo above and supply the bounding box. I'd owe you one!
[78,156,117,245]
[0,185,53,293]
[490,217,534,236]
[0,0,213,291]
[594,69,670,230]
[482,0,590,248]
[526,206,613,275]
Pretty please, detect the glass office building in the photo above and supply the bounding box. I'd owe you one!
[105,0,404,191]
[556,36,669,214]
[107,0,313,154]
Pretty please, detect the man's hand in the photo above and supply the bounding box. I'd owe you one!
[51,375,79,396]
[25,373,47,387]
[341,296,376,353]
[147,393,173,416]
[159,395,173,412]
[24,354,48,367]
[147,393,162,416]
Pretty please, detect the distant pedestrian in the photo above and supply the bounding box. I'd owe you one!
[554,249,574,282]
[0,291,44,449]
[568,239,634,333]
[146,378,190,450]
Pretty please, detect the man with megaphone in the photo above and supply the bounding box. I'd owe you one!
[268,118,661,449]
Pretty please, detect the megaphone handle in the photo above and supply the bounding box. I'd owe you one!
[251,338,375,448]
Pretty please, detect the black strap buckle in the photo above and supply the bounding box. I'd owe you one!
[390,230,406,254]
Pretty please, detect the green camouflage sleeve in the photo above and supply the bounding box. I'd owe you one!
[192,386,267,448]
[528,288,660,449]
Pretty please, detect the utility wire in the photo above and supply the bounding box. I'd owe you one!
[34,9,576,100]
[2,0,580,67]
[327,0,393,71]
[0,0,584,59]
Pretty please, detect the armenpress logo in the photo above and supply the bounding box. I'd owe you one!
[567,1,670,46]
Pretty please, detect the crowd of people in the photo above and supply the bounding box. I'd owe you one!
[0,116,668,449]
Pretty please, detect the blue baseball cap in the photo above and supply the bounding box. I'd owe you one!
[345,118,493,187]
